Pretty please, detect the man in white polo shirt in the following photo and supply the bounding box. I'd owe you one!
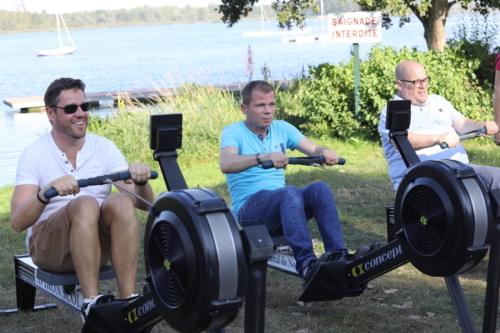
[379,60,500,190]
[10,78,154,323]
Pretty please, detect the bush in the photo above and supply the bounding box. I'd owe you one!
[447,13,500,89]
[88,46,495,164]
[284,44,493,139]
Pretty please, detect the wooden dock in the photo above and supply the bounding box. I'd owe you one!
[3,81,292,112]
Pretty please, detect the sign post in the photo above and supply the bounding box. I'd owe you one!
[327,12,382,123]
[353,43,360,122]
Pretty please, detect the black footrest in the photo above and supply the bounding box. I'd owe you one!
[299,260,352,302]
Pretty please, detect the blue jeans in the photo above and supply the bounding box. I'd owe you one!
[238,182,348,275]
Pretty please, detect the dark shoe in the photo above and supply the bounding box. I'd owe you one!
[303,252,333,285]
[368,243,381,253]
[81,294,115,323]
[344,245,370,262]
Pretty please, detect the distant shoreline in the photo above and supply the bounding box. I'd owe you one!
[1,9,488,36]
[0,19,241,36]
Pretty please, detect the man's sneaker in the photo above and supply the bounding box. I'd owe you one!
[126,293,140,300]
[344,245,370,262]
[116,293,141,302]
[303,252,333,285]
[368,243,381,254]
[81,294,115,323]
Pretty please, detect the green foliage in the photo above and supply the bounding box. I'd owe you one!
[447,13,500,89]
[350,0,500,51]
[293,61,360,139]
[0,186,13,224]
[87,83,244,169]
[272,0,319,29]
[218,0,358,30]
[219,0,319,29]
[322,0,359,13]
[303,0,359,15]
[87,109,154,167]
[274,79,306,125]
[284,44,493,139]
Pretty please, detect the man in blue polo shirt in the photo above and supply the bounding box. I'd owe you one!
[220,80,368,285]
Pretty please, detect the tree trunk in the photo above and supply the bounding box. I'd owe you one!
[411,0,454,52]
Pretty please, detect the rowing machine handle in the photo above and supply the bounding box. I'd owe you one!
[43,171,158,199]
[261,156,346,170]
[440,127,487,149]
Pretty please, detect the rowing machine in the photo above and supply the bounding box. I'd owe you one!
[1,255,115,315]
[387,99,500,333]
[2,166,274,333]
[0,171,155,317]
[147,101,500,333]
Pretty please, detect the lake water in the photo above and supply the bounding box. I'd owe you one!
[0,14,497,186]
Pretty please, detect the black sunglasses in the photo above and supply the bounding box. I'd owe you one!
[52,102,91,114]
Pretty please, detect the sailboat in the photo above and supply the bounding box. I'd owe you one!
[282,0,328,43]
[242,1,311,37]
[36,13,77,56]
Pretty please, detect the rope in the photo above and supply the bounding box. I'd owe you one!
[104,180,154,207]
[480,134,500,145]
[311,164,396,193]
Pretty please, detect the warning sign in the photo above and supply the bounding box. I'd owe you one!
[327,12,382,43]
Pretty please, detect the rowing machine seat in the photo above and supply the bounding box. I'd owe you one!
[36,265,115,286]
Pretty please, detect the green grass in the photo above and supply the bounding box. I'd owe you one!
[1,134,499,332]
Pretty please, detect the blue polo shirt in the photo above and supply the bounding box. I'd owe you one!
[220,120,305,217]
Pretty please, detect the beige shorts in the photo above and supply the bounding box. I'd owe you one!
[29,202,111,273]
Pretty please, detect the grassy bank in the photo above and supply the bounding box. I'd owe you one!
[1,81,500,331]
[1,134,499,332]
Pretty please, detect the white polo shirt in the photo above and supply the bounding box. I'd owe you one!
[378,94,468,190]
[15,133,129,247]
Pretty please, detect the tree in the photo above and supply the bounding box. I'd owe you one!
[217,0,500,52]
[352,0,500,52]
[218,0,319,30]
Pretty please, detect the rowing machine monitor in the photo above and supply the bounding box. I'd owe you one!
[386,100,411,131]
[150,113,188,191]
[150,113,182,151]
[386,99,420,167]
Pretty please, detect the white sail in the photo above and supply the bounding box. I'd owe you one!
[242,2,311,37]
[36,14,77,57]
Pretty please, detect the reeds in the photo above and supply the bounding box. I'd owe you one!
[87,81,244,168]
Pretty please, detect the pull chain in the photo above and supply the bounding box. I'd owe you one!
[103,179,154,207]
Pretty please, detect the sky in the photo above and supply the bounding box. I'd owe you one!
[1,0,223,14]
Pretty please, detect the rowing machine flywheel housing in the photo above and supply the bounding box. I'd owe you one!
[144,188,247,333]
[394,160,492,277]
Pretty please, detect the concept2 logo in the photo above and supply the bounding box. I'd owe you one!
[351,245,403,277]
[127,298,156,323]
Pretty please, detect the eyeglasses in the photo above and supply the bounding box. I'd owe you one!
[52,102,91,114]
[399,77,431,87]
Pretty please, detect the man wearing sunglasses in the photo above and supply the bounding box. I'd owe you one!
[378,60,499,190]
[10,78,154,323]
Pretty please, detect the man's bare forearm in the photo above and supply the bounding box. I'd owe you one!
[220,153,261,174]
